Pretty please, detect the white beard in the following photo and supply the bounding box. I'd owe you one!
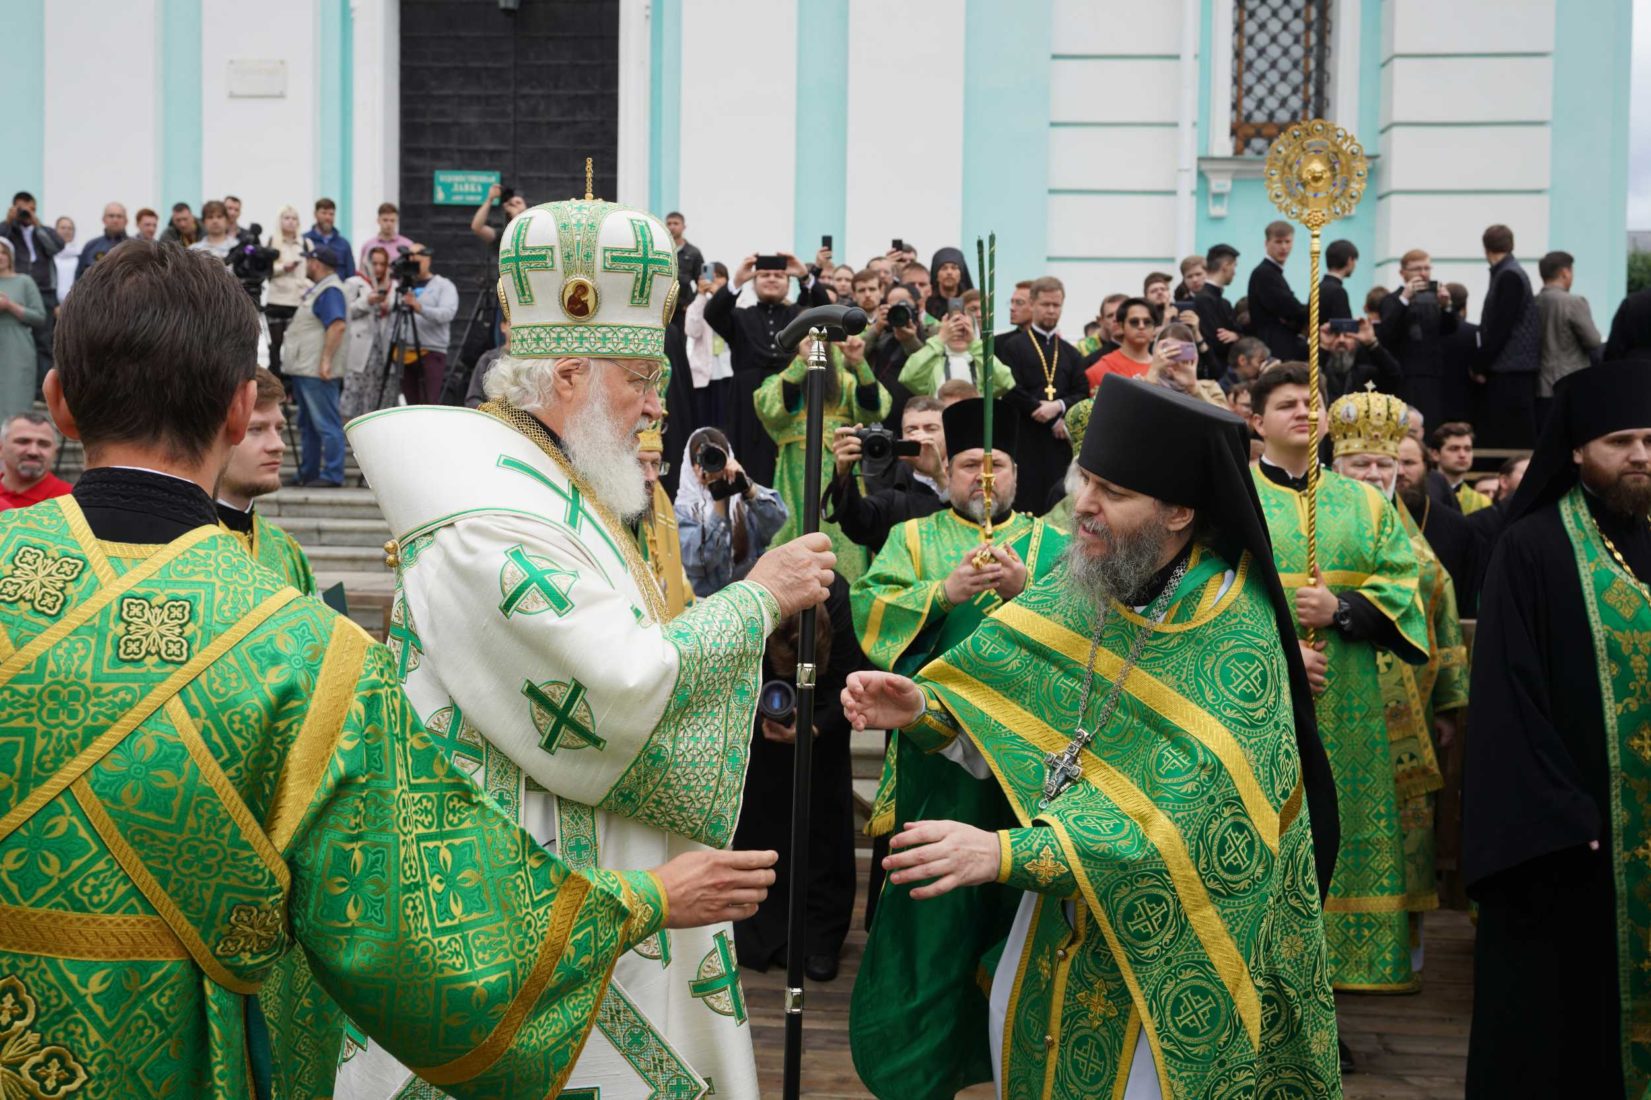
[561,378,650,522]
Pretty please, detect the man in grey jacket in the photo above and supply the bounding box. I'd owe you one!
[396,242,458,404]
[1535,249,1602,429]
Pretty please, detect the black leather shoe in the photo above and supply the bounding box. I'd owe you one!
[804,953,839,982]
[1339,1039,1356,1075]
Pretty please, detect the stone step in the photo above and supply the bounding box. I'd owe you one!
[278,516,391,548]
[303,544,396,574]
[258,487,386,520]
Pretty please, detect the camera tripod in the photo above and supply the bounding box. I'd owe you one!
[371,293,427,407]
[440,274,501,406]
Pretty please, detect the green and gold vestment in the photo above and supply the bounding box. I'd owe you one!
[0,497,665,1099]
[755,352,891,585]
[851,546,1341,1099]
[1252,466,1429,991]
[225,512,316,597]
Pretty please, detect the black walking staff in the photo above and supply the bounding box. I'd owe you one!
[772,302,868,1100]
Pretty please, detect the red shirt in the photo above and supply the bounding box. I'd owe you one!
[0,473,73,513]
[1085,348,1151,394]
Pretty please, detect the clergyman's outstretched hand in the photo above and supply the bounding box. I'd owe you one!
[842,670,924,731]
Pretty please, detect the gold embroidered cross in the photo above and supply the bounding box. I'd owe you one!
[0,545,86,616]
[117,595,192,663]
[0,974,88,1097]
[1632,729,1651,763]
[1024,845,1068,887]
[217,902,284,959]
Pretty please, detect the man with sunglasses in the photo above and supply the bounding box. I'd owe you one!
[343,197,836,1100]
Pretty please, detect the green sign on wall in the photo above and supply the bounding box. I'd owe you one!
[432,170,500,206]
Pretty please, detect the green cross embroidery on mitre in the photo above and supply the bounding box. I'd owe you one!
[498,215,556,305]
[603,216,675,307]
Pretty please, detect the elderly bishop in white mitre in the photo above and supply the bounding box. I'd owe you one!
[337,193,832,1100]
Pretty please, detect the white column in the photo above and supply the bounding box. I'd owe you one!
[349,0,398,239]
[616,0,650,208]
[1174,0,1200,258]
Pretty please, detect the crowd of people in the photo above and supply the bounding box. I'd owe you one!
[2,182,1649,1100]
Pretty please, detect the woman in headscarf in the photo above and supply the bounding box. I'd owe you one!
[675,426,790,597]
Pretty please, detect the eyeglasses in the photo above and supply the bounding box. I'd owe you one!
[1124,317,1155,328]
[612,359,666,394]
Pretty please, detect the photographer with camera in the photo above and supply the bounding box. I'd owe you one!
[264,205,312,375]
[391,243,458,404]
[1376,248,1459,431]
[756,333,891,585]
[675,427,789,598]
[188,200,236,260]
[1319,315,1402,401]
[823,395,947,554]
[283,243,350,486]
[469,181,529,247]
[2,192,65,380]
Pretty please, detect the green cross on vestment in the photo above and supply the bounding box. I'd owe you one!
[499,545,576,618]
[688,930,747,1025]
[387,605,422,679]
[498,455,622,561]
[523,677,606,753]
[427,703,483,770]
[603,217,674,307]
[499,216,556,304]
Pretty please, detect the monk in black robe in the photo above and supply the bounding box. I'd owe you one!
[1464,360,1651,1099]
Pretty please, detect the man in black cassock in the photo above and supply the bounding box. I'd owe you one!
[992,276,1086,514]
[1604,286,1651,362]
[1470,224,1540,448]
[1247,220,1309,360]
[703,252,832,484]
[1464,360,1651,1099]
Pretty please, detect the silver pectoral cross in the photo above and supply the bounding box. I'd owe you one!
[1039,735,1087,809]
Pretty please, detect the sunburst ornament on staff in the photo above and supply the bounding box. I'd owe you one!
[1263,120,1369,631]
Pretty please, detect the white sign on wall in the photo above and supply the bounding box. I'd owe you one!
[227,59,287,98]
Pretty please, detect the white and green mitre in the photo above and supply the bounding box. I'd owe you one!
[496,194,680,361]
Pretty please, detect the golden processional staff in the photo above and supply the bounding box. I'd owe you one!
[1263,119,1369,635]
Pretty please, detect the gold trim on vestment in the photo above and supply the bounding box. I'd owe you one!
[0,587,299,842]
[1000,893,1044,1088]
[990,601,1282,854]
[930,669,1263,1048]
[414,872,593,1085]
[166,697,291,892]
[1322,893,1409,913]
[478,400,669,624]
[0,522,218,686]
[70,777,260,994]
[264,616,370,851]
[1112,1009,1142,1100]
[1333,979,1422,994]
[55,496,118,582]
[1109,548,1249,633]
[1040,907,1087,1100]
[0,901,189,960]
[94,540,172,560]
[1044,817,1179,1093]
[1278,776,1305,838]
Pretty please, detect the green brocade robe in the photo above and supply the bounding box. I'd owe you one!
[850,508,1067,835]
[755,354,891,585]
[850,546,1341,1099]
[1252,467,1429,991]
[0,497,666,1098]
[227,513,317,597]
[1381,501,1468,916]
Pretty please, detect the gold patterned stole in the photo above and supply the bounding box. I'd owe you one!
[1561,486,1651,1095]
[0,498,299,992]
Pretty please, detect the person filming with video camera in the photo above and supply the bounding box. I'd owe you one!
[388,242,457,404]
[676,426,790,598]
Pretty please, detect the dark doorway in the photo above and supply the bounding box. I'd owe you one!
[398,0,620,370]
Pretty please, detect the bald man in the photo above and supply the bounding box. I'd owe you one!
[76,201,131,276]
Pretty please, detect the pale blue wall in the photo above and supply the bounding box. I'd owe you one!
[962,0,1052,324]
[1550,0,1632,313]
[0,0,45,202]
[791,0,848,257]
[319,0,354,239]
[648,0,682,217]
[158,0,203,213]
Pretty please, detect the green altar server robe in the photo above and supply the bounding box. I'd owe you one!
[1252,465,1429,991]
[755,351,891,585]
[850,544,1340,1099]
[851,507,1066,835]
[229,512,316,596]
[0,492,667,1099]
[1381,500,1468,921]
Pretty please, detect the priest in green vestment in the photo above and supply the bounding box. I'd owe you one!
[756,336,891,584]
[1326,390,1469,983]
[845,375,1342,1100]
[215,369,315,596]
[1246,364,1429,1002]
[0,240,779,1100]
[1464,362,1651,1099]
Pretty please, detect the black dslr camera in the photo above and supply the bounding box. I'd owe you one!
[694,441,750,500]
[390,244,424,285]
[855,425,919,480]
[226,224,280,297]
[886,302,914,330]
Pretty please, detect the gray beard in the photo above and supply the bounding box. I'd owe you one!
[1062,513,1172,608]
[960,496,987,523]
[561,381,650,523]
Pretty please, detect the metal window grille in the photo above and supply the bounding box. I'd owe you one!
[1232,0,1333,156]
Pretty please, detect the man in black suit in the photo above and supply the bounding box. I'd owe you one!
[1195,242,1242,374]
[993,275,1087,513]
[1319,238,1357,322]
[1377,247,1460,429]
[1438,282,1479,424]
[1603,286,1651,361]
[1247,220,1309,360]
[1472,223,1540,448]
